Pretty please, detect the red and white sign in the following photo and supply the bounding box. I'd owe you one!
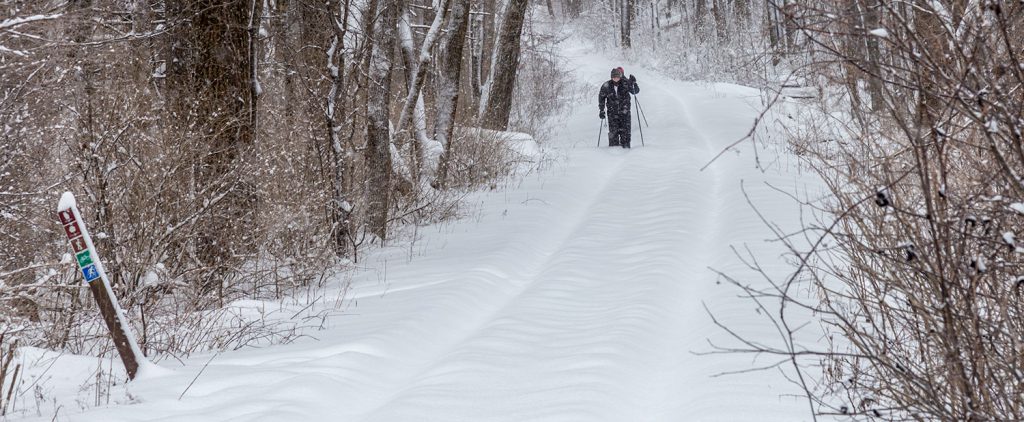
[70,237,88,253]
[63,220,82,239]
[58,209,76,225]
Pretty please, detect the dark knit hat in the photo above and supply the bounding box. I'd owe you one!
[610,67,623,78]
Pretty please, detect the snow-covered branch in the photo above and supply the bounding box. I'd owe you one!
[0,14,63,31]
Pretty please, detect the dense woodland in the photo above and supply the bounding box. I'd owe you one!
[2,0,1024,420]
[0,0,556,357]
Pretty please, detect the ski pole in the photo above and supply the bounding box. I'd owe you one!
[635,101,645,146]
[596,118,604,147]
[633,94,650,128]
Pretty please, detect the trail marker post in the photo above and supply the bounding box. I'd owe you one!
[57,192,144,380]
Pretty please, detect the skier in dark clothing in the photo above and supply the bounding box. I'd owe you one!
[599,67,640,148]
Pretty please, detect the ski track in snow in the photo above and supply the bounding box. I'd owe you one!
[19,41,818,421]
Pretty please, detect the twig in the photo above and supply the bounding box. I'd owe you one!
[178,351,220,400]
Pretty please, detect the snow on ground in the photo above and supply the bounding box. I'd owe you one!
[7,38,823,421]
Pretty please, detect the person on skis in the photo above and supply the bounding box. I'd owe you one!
[599,67,640,148]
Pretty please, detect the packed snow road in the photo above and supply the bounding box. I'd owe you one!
[24,43,816,421]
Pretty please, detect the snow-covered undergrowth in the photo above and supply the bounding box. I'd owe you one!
[3,29,826,422]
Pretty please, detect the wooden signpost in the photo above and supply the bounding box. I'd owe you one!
[57,192,144,380]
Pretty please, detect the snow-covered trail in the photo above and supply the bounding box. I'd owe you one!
[26,41,816,421]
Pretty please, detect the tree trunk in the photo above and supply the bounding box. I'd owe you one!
[651,1,658,30]
[841,1,865,117]
[859,0,885,112]
[782,0,796,52]
[397,10,423,183]
[620,0,633,47]
[433,0,472,189]
[397,0,452,182]
[364,0,401,240]
[564,0,580,18]
[470,0,488,111]
[325,0,354,256]
[735,0,749,24]
[765,0,781,65]
[694,0,707,29]
[167,1,262,298]
[479,0,529,131]
[712,0,727,43]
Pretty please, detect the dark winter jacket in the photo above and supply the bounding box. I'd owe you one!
[599,77,640,118]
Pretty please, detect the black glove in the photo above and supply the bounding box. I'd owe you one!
[599,111,606,119]
[629,74,636,82]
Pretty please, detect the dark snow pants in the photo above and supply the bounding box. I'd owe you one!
[608,112,631,148]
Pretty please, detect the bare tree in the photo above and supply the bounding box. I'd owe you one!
[325,0,356,257]
[0,0,562,376]
[765,0,781,63]
[167,0,264,300]
[712,0,727,42]
[694,0,708,30]
[736,0,750,23]
[621,0,634,47]
[717,2,1024,420]
[0,2,76,324]
[397,0,452,181]
[433,0,473,189]
[364,0,402,240]
[858,0,884,111]
[479,0,530,131]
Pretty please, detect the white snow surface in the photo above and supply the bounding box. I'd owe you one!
[13,40,820,421]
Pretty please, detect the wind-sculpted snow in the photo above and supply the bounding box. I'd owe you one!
[11,40,819,422]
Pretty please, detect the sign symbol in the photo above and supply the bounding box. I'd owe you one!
[70,237,88,253]
[82,264,101,282]
[63,221,82,239]
[58,210,76,225]
[76,250,94,268]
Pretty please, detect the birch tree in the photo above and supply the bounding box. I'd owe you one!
[397,0,452,181]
